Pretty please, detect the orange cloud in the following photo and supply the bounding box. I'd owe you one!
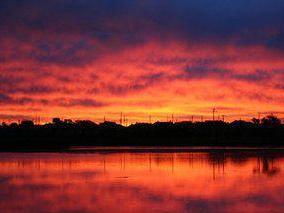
[1,38,284,123]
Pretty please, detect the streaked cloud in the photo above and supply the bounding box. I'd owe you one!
[1,0,284,121]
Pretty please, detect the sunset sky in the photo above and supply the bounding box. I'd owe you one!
[1,0,284,123]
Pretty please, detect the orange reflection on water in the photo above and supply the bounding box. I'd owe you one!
[0,151,283,212]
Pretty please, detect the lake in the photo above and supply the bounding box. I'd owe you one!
[0,148,284,212]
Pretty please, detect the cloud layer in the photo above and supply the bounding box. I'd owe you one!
[1,0,284,122]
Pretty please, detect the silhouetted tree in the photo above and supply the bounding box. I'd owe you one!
[1,122,7,127]
[52,118,62,125]
[9,122,19,128]
[64,119,74,124]
[261,115,281,126]
[100,121,122,128]
[75,120,97,128]
[20,120,34,128]
[1,115,284,150]
[251,117,260,125]
[231,120,252,127]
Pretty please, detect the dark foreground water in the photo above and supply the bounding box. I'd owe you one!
[0,148,284,213]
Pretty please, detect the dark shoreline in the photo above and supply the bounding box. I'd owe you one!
[1,118,284,152]
[2,145,284,153]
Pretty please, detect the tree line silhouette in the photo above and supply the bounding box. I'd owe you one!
[0,115,283,150]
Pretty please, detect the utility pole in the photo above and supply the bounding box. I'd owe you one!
[123,115,126,126]
[212,108,216,121]
[222,115,225,122]
[172,114,174,123]
[120,112,122,125]
[201,116,204,122]
[191,115,194,123]
[149,115,152,124]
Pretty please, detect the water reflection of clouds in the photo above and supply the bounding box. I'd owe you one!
[0,152,283,212]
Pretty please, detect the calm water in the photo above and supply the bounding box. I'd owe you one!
[0,149,284,213]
